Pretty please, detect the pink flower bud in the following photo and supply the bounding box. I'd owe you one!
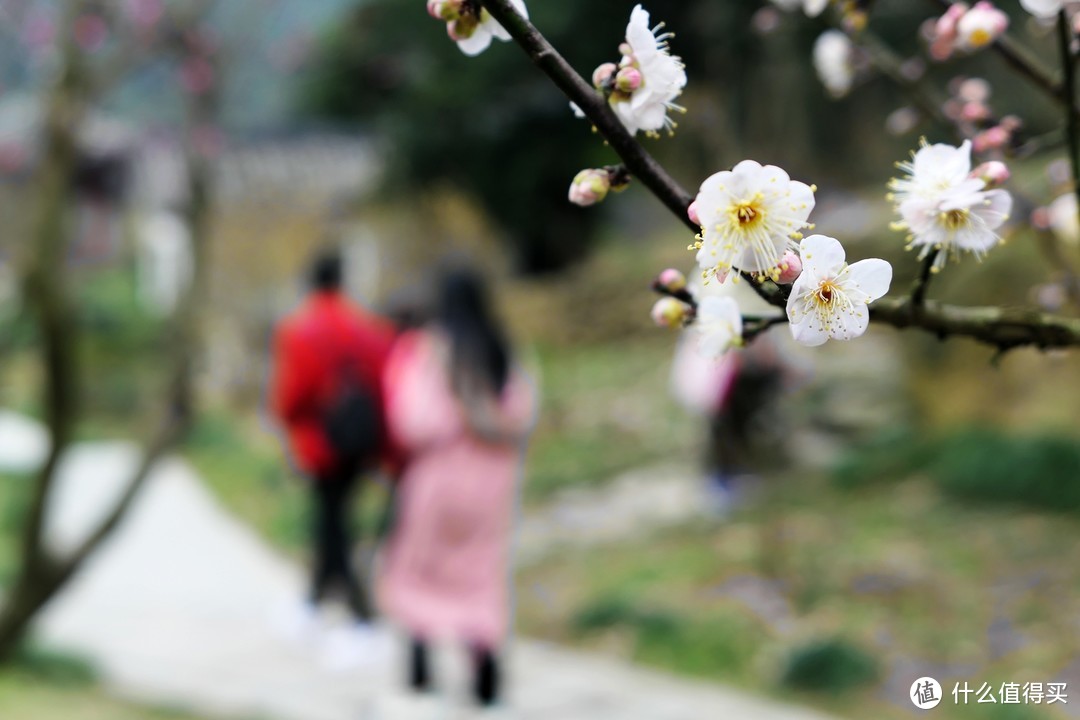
[618,42,633,58]
[568,168,611,207]
[999,114,1022,132]
[775,251,803,284]
[960,101,991,122]
[972,125,1009,153]
[933,2,968,45]
[687,200,701,227]
[615,66,643,94]
[74,13,108,52]
[971,160,1010,187]
[957,77,991,103]
[651,297,690,328]
[428,0,462,21]
[592,62,617,90]
[657,268,687,293]
[179,57,215,96]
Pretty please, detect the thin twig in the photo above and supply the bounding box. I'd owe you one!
[1058,10,1080,270]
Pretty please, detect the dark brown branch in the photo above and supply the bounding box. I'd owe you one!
[479,0,788,310]
[871,297,1080,351]
[20,2,87,568]
[489,0,1080,353]
[478,0,692,225]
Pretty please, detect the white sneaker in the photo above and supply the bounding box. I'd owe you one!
[319,622,391,673]
[268,600,320,645]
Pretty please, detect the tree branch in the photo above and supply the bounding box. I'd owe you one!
[871,296,1080,351]
[478,0,787,309]
[489,0,1080,353]
[20,1,87,568]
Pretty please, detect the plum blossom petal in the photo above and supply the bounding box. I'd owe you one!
[1020,0,1063,18]
[693,296,743,359]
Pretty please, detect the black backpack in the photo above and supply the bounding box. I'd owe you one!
[323,362,383,473]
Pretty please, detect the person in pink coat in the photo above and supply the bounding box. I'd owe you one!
[379,267,536,709]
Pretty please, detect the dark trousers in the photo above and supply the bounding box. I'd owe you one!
[309,472,373,622]
[409,638,500,706]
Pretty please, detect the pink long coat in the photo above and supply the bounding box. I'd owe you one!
[378,330,536,648]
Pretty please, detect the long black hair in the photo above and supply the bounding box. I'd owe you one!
[437,267,511,398]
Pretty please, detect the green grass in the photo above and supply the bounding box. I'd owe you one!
[0,670,199,719]
[515,466,1080,720]
[524,337,697,501]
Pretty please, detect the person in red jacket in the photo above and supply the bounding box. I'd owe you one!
[270,250,395,667]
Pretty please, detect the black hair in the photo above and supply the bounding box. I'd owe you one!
[437,267,511,398]
[310,250,343,291]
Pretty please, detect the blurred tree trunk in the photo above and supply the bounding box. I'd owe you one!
[0,3,217,663]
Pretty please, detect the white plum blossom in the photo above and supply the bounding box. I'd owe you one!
[691,160,816,279]
[1019,0,1064,18]
[786,235,893,347]
[609,5,687,136]
[440,0,528,57]
[889,140,1013,271]
[812,30,855,98]
[693,296,743,359]
[955,2,1009,51]
[771,0,830,17]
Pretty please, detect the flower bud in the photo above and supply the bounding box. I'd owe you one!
[651,297,690,328]
[615,66,643,94]
[972,125,1009,153]
[775,251,803,284]
[656,268,687,293]
[447,14,478,41]
[687,200,701,227]
[568,168,611,207]
[429,0,463,20]
[592,62,617,90]
[618,42,633,58]
[971,160,1010,187]
[933,2,968,45]
[960,101,991,123]
[957,77,991,103]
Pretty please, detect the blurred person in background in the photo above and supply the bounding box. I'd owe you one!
[378,266,536,712]
[270,249,396,669]
[672,284,804,514]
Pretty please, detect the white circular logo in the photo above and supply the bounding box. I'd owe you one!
[910,677,942,709]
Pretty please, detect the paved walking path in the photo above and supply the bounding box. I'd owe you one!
[0,413,838,720]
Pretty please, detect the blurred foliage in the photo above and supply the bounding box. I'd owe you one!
[833,426,1080,513]
[76,267,170,426]
[778,638,880,693]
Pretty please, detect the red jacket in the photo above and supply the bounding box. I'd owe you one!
[271,291,396,478]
